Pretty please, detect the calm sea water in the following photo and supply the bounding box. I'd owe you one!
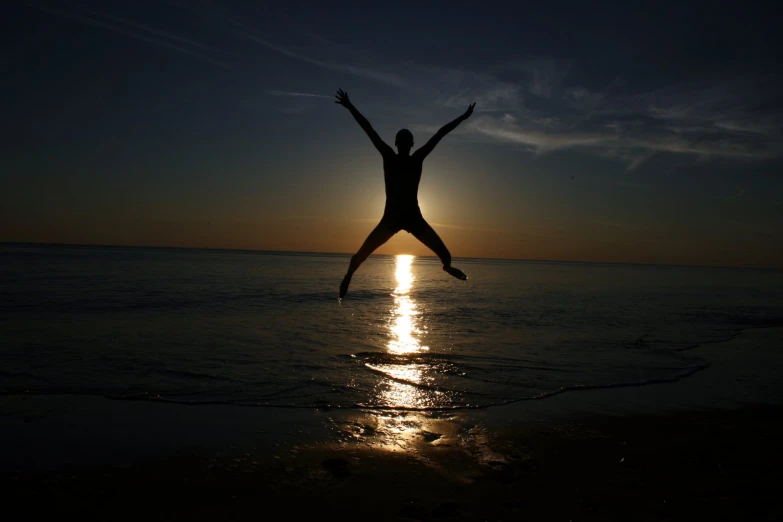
[1,243,781,411]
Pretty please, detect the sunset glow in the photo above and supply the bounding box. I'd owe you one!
[1,3,781,268]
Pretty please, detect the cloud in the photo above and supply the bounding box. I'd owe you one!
[648,105,693,121]
[493,59,572,99]
[468,115,617,154]
[626,136,770,158]
[714,121,777,135]
[391,58,780,169]
[219,15,411,89]
[626,150,656,171]
[86,8,220,53]
[563,87,605,111]
[528,60,572,98]
[83,1,779,171]
[164,1,414,89]
[466,74,781,168]
[244,33,411,89]
[438,83,524,113]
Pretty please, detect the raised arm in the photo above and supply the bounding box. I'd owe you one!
[335,89,393,157]
[415,103,475,160]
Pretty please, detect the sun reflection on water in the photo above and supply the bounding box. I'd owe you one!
[356,255,461,455]
[364,255,435,410]
[388,254,428,356]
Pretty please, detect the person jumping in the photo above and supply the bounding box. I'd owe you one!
[335,89,474,299]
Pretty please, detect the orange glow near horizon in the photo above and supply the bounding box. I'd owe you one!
[3,212,781,269]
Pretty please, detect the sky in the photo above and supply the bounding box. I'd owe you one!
[1,0,782,268]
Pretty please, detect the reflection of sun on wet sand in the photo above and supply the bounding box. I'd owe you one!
[364,364,436,409]
[6,330,783,520]
[358,255,465,461]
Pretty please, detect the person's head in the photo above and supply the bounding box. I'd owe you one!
[395,129,414,153]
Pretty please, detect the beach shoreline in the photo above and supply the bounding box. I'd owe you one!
[2,327,782,520]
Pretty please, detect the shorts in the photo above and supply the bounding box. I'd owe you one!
[380,206,427,235]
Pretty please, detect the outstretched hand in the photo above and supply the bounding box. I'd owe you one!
[335,89,352,108]
[462,102,476,120]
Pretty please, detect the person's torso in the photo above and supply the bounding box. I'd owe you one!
[383,154,422,211]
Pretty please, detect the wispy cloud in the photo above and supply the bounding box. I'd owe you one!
[468,115,617,154]
[215,14,411,89]
[245,34,411,89]
[492,59,572,99]
[626,136,770,158]
[87,8,220,53]
[626,150,656,171]
[25,2,229,69]
[48,0,778,172]
[422,64,782,169]
[442,72,782,168]
[714,121,776,135]
[437,81,525,113]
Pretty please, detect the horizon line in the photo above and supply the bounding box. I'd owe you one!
[1,240,780,272]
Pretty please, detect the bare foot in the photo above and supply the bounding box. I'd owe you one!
[443,266,468,280]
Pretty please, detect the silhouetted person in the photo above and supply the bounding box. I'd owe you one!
[335,89,474,299]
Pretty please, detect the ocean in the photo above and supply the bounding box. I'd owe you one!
[2,243,782,412]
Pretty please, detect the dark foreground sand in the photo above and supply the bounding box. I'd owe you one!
[2,328,782,521]
[3,405,782,521]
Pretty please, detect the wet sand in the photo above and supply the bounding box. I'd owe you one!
[2,328,782,521]
[3,405,782,521]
